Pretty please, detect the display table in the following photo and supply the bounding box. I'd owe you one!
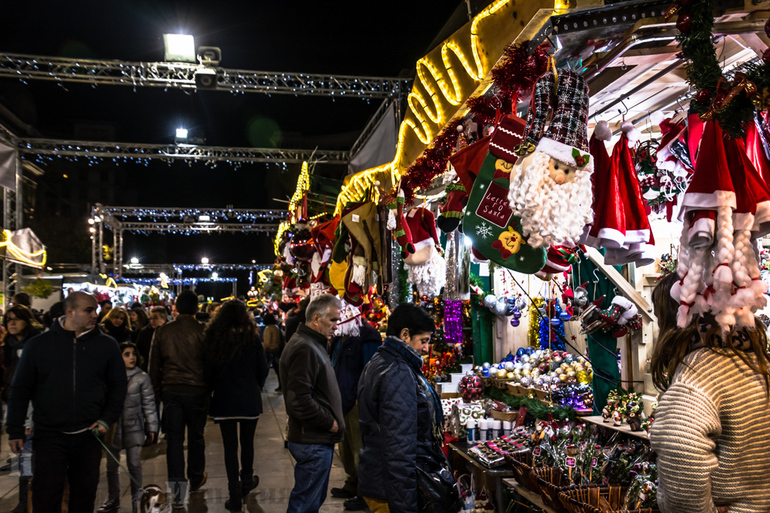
[579,415,649,440]
[448,442,514,513]
[502,478,559,513]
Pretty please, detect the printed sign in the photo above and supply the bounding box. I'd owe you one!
[475,181,513,228]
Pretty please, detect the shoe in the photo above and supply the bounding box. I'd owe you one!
[331,487,356,499]
[242,474,259,496]
[97,498,120,513]
[274,387,282,392]
[344,497,368,511]
[224,499,242,513]
[190,471,207,493]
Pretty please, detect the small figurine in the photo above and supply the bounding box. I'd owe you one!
[612,409,622,426]
[602,405,612,422]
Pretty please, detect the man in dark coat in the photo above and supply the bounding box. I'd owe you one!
[279,294,344,513]
[6,291,127,513]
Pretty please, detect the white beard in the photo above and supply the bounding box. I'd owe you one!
[507,151,594,248]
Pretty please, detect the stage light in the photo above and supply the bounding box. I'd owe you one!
[130,257,139,264]
[212,272,219,280]
[176,127,188,139]
[163,34,196,63]
[201,257,210,264]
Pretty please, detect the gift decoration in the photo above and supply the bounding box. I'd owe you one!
[462,114,547,274]
[580,295,641,338]
[437,182,468,232]
[403,207,447,297]
[507,69,594,249]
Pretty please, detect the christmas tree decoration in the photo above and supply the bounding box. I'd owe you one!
[458,374,484,401]
[437,182,468,233]
[403,207,446,297]
[507,69,594,249]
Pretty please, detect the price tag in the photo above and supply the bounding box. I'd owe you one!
[533,447,541,456]
[352,214,360,223]
[566,457,576,468]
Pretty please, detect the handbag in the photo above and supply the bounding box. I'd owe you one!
[416,448,463,513]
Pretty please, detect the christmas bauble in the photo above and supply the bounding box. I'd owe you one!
[676,12,692,34]
[766,17,770,38]
[550,317,560,326]
[507,372,515,379]
[496,369,507,379]
[520,376,531,387]
[483,295,498,310]
[513,309,521,319]
[504,361,514,371]
[695,89,711,104]
[458,375,484,400]
[521,354,530,364]
[559,312,571,322]
[495,299,508,316]
[483,362,491,369]
[516,347,525,358]
[510,317,520,327]
[506,352,515,361]
[289,239,316,262]
[514,362,523,371]
[522,362,532,371]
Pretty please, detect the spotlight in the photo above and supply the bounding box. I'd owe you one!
[130,257,139,265]
[163,34,196,63]
[176,128,188,139]
[201,257,210,265]
[212,272,219,280]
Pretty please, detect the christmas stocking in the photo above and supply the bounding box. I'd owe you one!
[462,114,547,274]
[437,182,467,233]
[385,189,415,257]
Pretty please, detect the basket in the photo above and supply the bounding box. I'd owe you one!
[490,377,512,390]
[533,467,571,513]
[558,485,658,513]
[504,457,536,491]
[491,409,518,422]
[507,383,527,396]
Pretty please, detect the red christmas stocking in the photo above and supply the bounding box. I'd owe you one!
[437,182,468,233]
[389,190,415,257]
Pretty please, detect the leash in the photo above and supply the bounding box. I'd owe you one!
[92,429,143,489]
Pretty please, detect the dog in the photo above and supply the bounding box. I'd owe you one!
[139,485,173,513]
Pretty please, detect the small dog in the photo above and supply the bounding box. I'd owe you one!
[139,485,172,513]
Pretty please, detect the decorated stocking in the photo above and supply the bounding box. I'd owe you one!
[437,182,468,232]
[386,189,415,258]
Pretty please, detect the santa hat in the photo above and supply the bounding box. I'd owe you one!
[488,114,526,164]
[656,118,691,178]
[311,216,339,261]
[405,207,439,253]
[583,120,626,249]
[536,245,580,279]
[743,120,770,236]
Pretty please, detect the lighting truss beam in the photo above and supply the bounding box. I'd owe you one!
[114,222,280,234]
[0,53,411,99]
[18,138,349,165]
[93,205,287,223]
[122,263,273,274]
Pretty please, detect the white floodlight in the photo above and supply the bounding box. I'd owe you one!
[175,127,188,139]
[163,34,196,63]
[212,272,219,280]
[130,257,139,264]
[201,257,210,265]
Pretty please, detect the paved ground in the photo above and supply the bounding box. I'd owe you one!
[0,371,359,513]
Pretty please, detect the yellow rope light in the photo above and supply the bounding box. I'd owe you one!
[273,220,291,257]
[0,230,47,267]
[288,161,310,220]
[335,0,510,211]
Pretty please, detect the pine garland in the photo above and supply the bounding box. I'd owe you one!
[486,386,578,421]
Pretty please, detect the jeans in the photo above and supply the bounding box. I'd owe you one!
[218,419,258,499]
[32,431,102,513]
[287,442,334,513]
[266,351,282,389]
[18,438,33,477]
[338,405,362,495]
[163,391,209,488]
[106,445,142,505]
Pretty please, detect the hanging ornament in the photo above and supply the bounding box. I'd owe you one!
[695,88,711,104]
[676,12,692,34]
[560,311,572,322]
[511,317,520,327]
[483,294,498,310]
[495,298,509,316]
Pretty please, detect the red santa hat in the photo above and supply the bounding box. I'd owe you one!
[403,207,440,266]
[583,120,626,249]
[536,245,580,279]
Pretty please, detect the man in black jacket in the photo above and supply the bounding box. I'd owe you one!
[280,293,344,513]
[6,291,127,513]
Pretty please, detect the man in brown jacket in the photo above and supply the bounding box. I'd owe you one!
[149,290,208,508]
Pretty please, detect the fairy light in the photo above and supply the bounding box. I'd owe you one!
[0,230,47,267]
[273,220,291,257]
[288,161,310,221]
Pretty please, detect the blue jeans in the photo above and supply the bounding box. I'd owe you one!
[287,442,334,513]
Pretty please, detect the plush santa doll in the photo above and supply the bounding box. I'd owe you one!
[403,207,446,297]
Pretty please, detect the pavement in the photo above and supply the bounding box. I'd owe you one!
[0,370,362,513]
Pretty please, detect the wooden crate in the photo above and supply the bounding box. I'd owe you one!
[558,486,659,513]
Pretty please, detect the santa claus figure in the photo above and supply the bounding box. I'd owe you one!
[507,69,594,248]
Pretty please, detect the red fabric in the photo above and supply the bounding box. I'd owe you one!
[613,134,653,240]
[311,216,340,254]
[449,135,491,192]
[406,207,440,247]
[587,131,625,242]
[745,119,770,184]
[686,112,704,168]
[683,120,735,207]
[488,114,526,163]
[723,137,756,216]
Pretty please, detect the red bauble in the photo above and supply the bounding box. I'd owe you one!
[765,18,770,39]
[676,12,692,34]
[695,89,711,104]
[764,48,770,63]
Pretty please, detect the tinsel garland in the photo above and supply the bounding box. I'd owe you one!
[675,0,768,138]
[486,387,577,421]
[444,300,464,345]
[400,41,551,200]
[528,297,544,347]
[538,299,566,351]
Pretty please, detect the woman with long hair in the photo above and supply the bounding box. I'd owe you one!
[129,307,149,334]
[205,300,269,512]
[649,273,770,513]
[2,304,42,513]
[101,307,133,342]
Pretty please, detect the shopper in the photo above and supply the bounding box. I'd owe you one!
[98,299,113,322]
[329,321,382,511]
[649,273,770,513]
[130,307,149,335]
[205,300,269,512]
[98,342,158,513]
[101,307,134,342]
[6,291,127,513]
[135,306,168,372]
[262,313,284,392]
[284,297,309,342]
[280,293,344,513]
[1,305,42,513]
[358,303,449,513]
[149,289,209,507]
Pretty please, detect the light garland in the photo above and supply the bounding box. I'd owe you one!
[0,230,47,267]
[274,220,291,257]
[288,162,310,221]
[118,276,238,286]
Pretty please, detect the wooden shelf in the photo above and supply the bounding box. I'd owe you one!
[502,478,558,513]
[579,415,649,440]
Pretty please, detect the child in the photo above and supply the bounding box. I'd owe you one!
[98,342,159,513]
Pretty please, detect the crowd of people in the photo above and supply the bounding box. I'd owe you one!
[0,290,452,513]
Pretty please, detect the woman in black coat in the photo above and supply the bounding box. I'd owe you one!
[358,303,450,513]
[205,300,269,512]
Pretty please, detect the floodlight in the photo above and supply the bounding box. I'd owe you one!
[130,257,139,264]
[176,128,188,139]
[201,257,210,264]
[163,34,196,63]
[212,272,219,280]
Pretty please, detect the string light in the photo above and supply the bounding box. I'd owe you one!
[0,230,47,267]
[288,162,310,221]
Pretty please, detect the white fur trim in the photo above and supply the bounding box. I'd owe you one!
[623,229,650,245]
[412,238,434,252]
[535,138,594,172]
[594,121,611,141]
[621,121,640,144]
[406,247,447,297]
[689,217,715,248]
[679,191,737,219]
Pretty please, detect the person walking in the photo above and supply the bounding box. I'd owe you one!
[329,320,381,511]
[649,273,770,513]
[98,342,158,513]
[262,313,284,392]
[135,306,168,373]
[148,289,208,508]
[1,305,42,513]
[205,300,269,512]
[279,294,344,513]
[358,303,452,513]
[101,307,133,343]
[6,291,127,513]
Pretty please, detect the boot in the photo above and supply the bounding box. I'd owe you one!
[97,497,120,513]
[241,473,259,496]
[225,480,243,512]
[11,477,30,513]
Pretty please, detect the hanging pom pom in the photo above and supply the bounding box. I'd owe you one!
[621,121,641,143]
[593,120,612,141]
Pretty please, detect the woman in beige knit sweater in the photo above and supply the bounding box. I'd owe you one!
[649,273,770,513]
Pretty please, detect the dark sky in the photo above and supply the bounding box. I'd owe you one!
[0,1,469,271]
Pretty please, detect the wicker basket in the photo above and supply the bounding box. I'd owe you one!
[490,377,512,390]
[558,485,659,513]
[534,467,571,513]
[491,409,518,422]
[504,457,536,491]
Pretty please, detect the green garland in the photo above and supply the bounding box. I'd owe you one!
[486,387,578,421]
[677,0,769,138]
[397,258,411,304]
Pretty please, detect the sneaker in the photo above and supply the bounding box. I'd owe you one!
[331,487,356,499]
[190,471,208,493]
[242,474,259,496]
[97,498,120,513]
[344,497,368,511]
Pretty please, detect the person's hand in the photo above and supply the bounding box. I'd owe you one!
[9,439,24,454]
[330,420,339,433]
[147,432,156,444]
[717,507,729,513]
[89,421,108,435]
[24,428,33,436]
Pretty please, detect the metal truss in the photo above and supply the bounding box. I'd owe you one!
[122,263,272,275]
[92,205,287,224]
[118,222,279,234]
[0,53,411,99]
[19,138,350,165]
